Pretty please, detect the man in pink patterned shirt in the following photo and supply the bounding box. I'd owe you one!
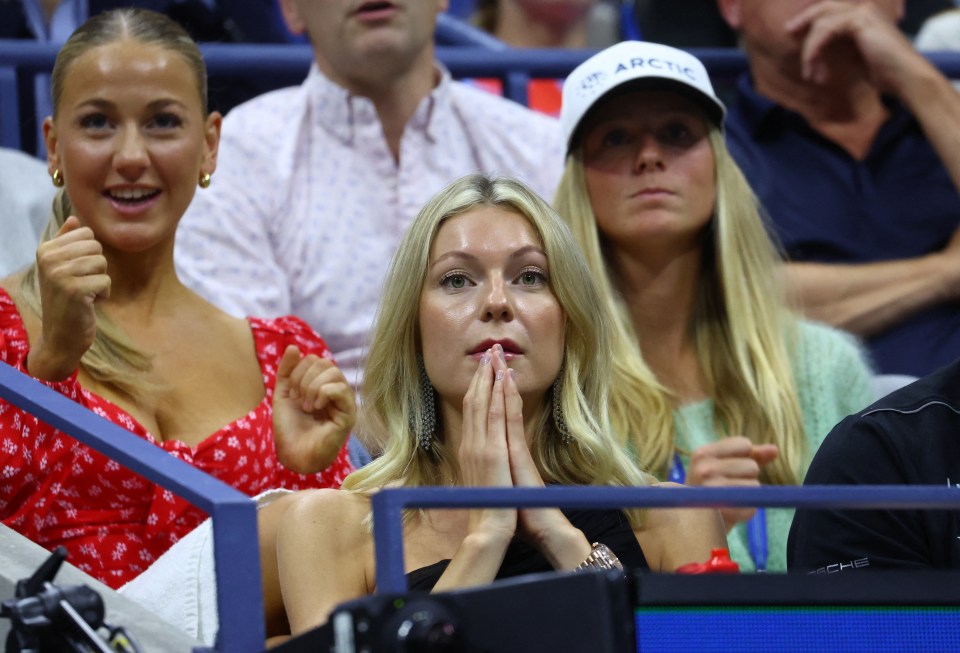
[175,0,564,391]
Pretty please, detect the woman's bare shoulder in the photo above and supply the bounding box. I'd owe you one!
[293,487,370,511]
[277,489,377,634]
[288,489,371,536]
[0,273,24,300]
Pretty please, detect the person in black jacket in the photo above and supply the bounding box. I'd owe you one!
[788,361,960,573]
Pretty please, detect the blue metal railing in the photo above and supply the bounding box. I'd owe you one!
[370,484,960,593]
[0,363,263,653]
[0,42,742,153]
[5,36,960,153]
[5,31,960,650]
[5,352,960,651]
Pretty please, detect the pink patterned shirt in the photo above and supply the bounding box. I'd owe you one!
[0,289,353,588]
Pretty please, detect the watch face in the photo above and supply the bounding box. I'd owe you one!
[578,543,623,571]
[595,544,622,570]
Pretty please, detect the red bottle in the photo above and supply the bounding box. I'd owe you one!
[675,548,740,574]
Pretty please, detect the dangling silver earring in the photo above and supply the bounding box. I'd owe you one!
[410,355,437,451]
[552,373,572,444]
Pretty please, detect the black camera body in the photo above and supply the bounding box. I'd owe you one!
[274,567,960,653]
[275,569,633,653]
[2,547,140,653]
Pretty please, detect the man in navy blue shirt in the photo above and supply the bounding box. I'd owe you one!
[717,0,960,377]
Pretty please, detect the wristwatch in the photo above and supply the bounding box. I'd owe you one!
[576,542,623,572]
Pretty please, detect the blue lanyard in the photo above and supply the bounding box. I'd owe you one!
[747,503,768,572]
[670,451,768,572]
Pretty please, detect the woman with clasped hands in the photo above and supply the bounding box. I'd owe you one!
[0,8,354,593]
[273,174,726,635]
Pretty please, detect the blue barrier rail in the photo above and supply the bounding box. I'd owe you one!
[370,485,960,593]
[0,362,263,653]
[5,38,960,153]
[5,349,960,651]
[5,34,960,650]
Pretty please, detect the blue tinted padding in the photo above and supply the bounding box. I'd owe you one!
[635,607,960,653]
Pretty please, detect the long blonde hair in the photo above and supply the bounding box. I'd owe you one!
[18,9,208,399]
[344,174,651,520]
[554,129,806,486]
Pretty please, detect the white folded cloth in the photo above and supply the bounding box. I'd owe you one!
[118,489,291,645]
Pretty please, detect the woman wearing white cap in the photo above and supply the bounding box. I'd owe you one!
[554,41,876,573]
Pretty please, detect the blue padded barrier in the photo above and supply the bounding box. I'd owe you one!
[370,485,960,593]
[0,362,264,653]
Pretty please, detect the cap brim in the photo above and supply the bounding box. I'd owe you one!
[565,77,725,154]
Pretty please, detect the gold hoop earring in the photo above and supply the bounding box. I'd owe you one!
[51,169,64,187]
[199,173,212,189]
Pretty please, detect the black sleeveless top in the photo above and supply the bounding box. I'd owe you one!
[405,509,649,591]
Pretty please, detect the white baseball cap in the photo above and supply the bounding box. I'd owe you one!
[560,41,726,152]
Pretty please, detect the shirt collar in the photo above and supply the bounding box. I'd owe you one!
[306,62,454,146]
[734,72,915,143]
[733,73,786,138]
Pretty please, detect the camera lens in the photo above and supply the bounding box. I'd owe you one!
[391,602,463,653]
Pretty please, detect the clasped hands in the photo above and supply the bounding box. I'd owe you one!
[458,344,589,569]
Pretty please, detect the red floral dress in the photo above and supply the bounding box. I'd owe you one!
[0,289,353,588]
